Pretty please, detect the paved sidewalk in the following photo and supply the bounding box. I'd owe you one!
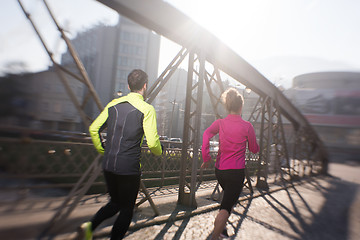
[104,161,360,240]
[116,176,359,240]
[0,161,359,240]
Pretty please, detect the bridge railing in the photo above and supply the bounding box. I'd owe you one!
[0,135,322,200]
[0,137,215,196]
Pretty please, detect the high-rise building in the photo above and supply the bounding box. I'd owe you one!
[156,68,187,138]
[61,16,160,119]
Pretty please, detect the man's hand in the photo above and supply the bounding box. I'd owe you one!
[201,161,210,169]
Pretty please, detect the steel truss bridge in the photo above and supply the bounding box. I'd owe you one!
[2,0,328,237]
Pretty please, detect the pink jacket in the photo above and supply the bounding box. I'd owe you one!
[201,114,259,170]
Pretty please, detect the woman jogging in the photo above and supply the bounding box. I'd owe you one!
[201,88,259,239]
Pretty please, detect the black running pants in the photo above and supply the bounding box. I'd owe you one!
[215,168,245,214]
[91,171,140,240]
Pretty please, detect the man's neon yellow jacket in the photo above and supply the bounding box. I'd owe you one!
[89,92,162,175]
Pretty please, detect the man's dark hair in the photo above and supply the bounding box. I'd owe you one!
[128,69,148,92]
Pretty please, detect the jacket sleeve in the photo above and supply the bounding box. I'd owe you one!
[89,107,109,155]
[143,105,162,156]
[247,123,260,154]
[201,120,220,163]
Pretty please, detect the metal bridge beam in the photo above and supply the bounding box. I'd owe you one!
[178,52,205,207]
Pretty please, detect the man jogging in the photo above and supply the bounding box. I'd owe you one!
[78,69,162,240]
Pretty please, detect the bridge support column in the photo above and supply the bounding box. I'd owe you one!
[178,51,205,208]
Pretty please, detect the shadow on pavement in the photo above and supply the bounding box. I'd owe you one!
[228,198,252,240]
[152,207,191,240]
[125,206,193,240]
[228,176,358,240]
[299,177,358,240]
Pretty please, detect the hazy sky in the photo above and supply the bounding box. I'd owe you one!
[1,0,359,88]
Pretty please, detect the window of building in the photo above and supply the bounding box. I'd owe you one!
[119,82,126,91]
[119,56,128,66]
[130,46,136,54]
[135,59,141,68]
[120,44,129,53]
[137,33,145,43]
[136,47,143,55]
[115,81,127,94]
[122,70,127,79]
[116,69,128,80]
[129,58,135,66]
[122,31,132,41]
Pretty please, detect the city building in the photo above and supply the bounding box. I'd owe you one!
[0,69,83,131]
[284,71,360,156]
[0,15,161,134]
[156,68,187,138]
[61,16,160,119]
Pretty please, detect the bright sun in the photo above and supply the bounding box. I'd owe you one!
[159,1,258,72]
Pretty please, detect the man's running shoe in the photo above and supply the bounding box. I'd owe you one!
[77,221,92,240]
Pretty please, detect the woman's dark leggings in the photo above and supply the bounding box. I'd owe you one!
[91,171,140,240]
[215,168,245,214]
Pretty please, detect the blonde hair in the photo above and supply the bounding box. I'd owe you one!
[221,88,244,113]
